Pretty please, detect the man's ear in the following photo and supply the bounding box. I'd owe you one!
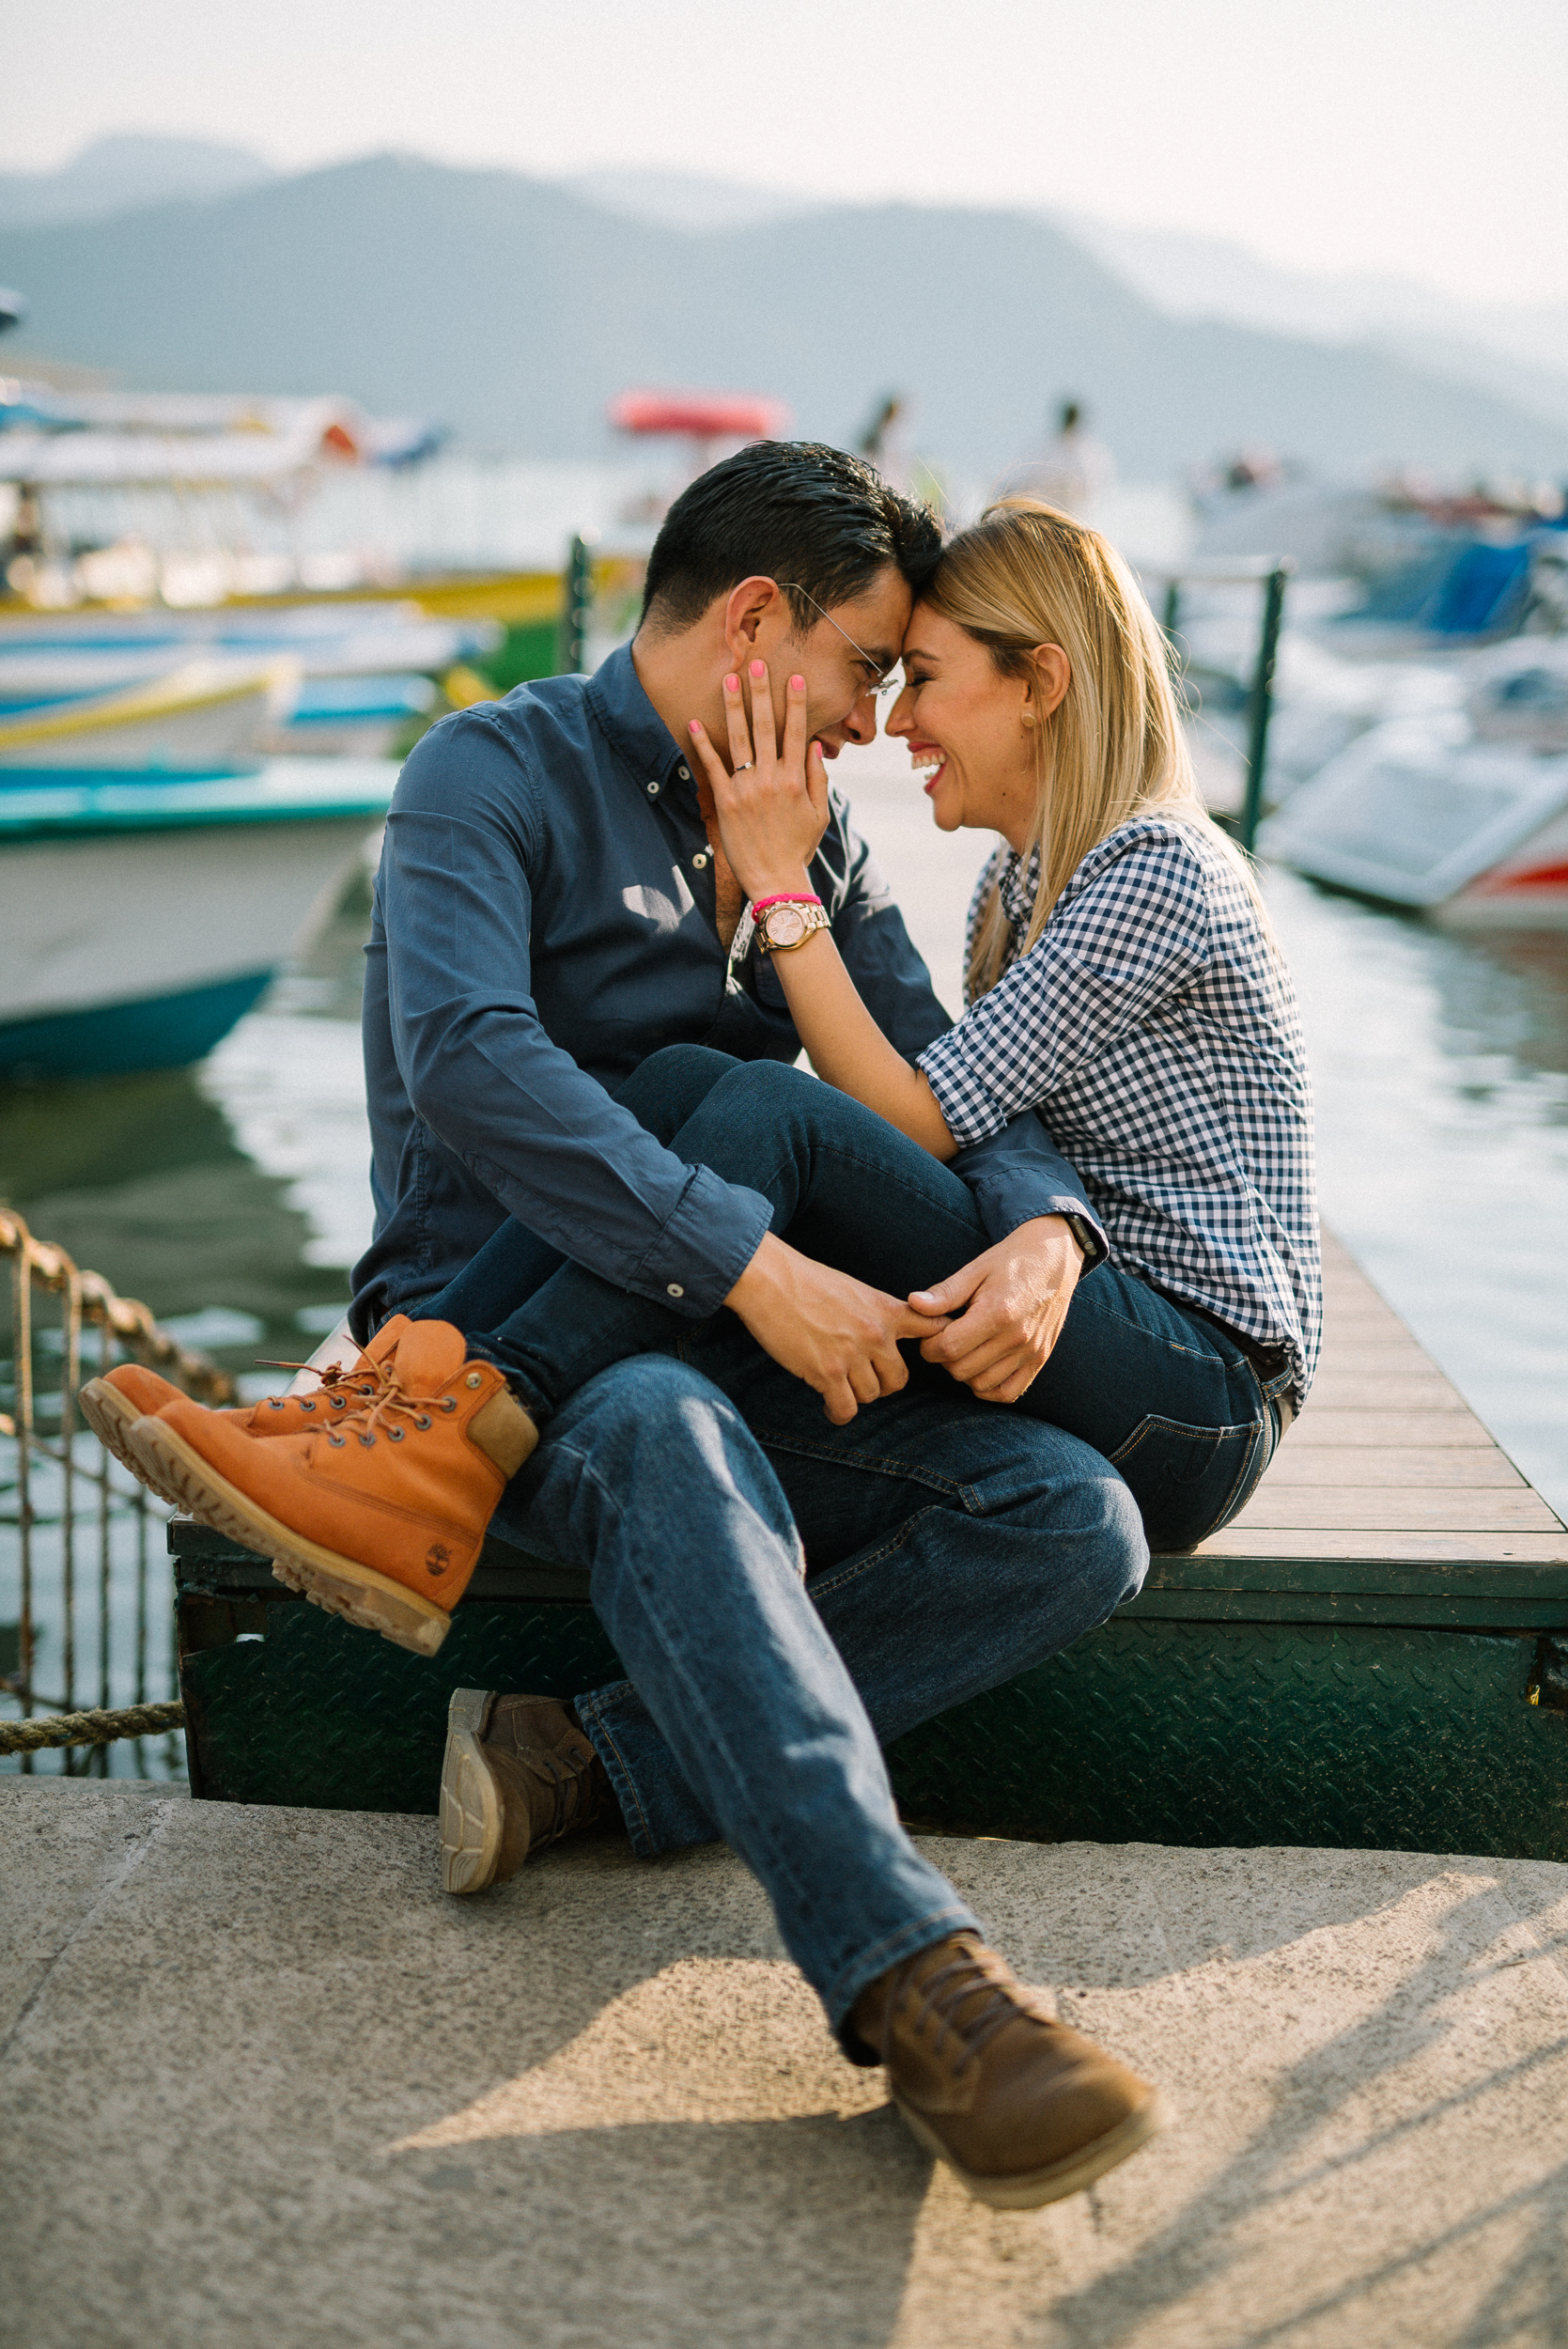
[722,576,784,662]
[1025,643,1071,723]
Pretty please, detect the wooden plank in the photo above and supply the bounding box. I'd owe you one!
[1285,1410,1495,1448]
[1195,1528,1568,1564]
[1263,1447,1527,1488]
[1305,1376,1471,1411]
[1229,1486,1560,1533]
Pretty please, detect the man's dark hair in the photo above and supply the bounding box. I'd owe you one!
[641,440,942,634]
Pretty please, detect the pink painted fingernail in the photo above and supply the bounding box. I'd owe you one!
[689,720,701,735]
[724,674,739,693]
[790,675,805,691]
[750,661,766,679]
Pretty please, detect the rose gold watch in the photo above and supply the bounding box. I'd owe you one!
[755,900,831,954]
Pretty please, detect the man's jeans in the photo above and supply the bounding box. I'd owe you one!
[489,1330,1145,2040]
[410,1051,1148,2036]
[448,1047,1293,1555]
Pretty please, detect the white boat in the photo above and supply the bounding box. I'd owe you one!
[0,758,398,1076]
[1464,638,1568,752]
[0,660,295,770]
[1259,713,1568,930]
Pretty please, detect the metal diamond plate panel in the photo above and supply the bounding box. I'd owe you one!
[180,1597,1568,1859]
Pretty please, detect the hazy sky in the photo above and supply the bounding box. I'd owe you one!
[5,0,1566,307]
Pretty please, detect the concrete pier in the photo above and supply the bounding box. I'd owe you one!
[6,1779,1568,2346]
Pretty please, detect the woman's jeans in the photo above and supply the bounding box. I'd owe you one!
[427,1044,1292,1555]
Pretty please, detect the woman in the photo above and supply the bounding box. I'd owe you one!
[427,499,1320,1551]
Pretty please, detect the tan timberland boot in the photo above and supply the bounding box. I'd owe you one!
[440,1688,616,1893]
[122,1317,537,1656]
[79,1356,391,1505]
[851,1932,1169,2209]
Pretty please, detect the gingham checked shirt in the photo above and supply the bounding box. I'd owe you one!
[918,817,1321,1402]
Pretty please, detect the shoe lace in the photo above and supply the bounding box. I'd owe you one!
[310,1355,472,1449]
[904,1943,1028,2073]
[253,1354,393,1410]
[534,1743,604,1843]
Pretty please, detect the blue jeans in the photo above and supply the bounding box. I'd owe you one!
[452,1046,1293,1556]
[411,1052,1149,2038]
[489,1335,1145,2038]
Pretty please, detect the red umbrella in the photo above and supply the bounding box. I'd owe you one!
[608,390,792,441]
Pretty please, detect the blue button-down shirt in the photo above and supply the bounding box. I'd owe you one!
[351,643,1103,1332]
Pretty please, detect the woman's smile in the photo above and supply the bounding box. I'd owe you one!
[908,740,949,796]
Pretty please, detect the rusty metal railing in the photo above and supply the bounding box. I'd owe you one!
[1,1208,234,1778]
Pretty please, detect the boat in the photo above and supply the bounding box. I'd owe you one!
[1258,712,1568,929]
[0,599,501,677]
[0,757,399,1077]
[267,671,439,756]
[0,658,294,770]
[1464,637,1568,751]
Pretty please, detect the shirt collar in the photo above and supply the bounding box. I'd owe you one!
[584,640,691,797]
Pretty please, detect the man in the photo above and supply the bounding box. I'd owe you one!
[96,443,1166,2209]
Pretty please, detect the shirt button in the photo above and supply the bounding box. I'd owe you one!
[692,851,708,869]
[666,1283,685,1299]
[646,780,660,796]
[677,765,691,781]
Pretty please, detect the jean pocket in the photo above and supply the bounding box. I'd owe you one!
[1110,1414,1262,1553]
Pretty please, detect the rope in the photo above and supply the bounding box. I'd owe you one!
[0,1207,236,1408]
[0,1701,185,1754]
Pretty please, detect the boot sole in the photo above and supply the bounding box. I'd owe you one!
[893,2087,1171,2210]
[130,1416,452,1657]
[440,1688,504,1894]
[78,1379,183,1508]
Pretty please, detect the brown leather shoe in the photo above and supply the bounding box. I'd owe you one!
[440,1688,615,1894]
[851,1932,1169,2208]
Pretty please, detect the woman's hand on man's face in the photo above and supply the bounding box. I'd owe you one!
[688,661,831,899]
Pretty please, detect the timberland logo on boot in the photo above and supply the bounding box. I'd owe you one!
[425,1544,451,1577]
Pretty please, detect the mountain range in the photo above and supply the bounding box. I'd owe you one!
[3,139,1566,481]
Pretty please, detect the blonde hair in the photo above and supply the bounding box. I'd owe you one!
[924,496,1261,1002]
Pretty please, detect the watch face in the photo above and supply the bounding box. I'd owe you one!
[768,904,808,947]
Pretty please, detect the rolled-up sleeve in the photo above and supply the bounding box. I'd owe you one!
[381,725,770,1315]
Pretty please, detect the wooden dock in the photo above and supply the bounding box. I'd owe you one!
[1160,1227,1568,1589]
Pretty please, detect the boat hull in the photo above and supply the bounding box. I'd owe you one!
[0,757,397,1078]
[1261,720,1568,931]
[0,968,275,1079]
[0,662,290,770]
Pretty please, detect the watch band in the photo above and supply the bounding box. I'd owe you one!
[756,901,832,954]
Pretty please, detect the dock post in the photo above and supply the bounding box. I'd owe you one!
[558,535,595,676]
[1238,561,1290,856]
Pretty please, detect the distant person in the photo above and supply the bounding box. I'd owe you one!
[1011,399,1116,520]
[857,391,915,496]
[92,443,1168,2215]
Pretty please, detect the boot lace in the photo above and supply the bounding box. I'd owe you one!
[308,1354,472,1451]
[902,1941,1032,2073]
[252,1352,394,1423]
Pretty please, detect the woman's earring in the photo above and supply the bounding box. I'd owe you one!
[1021,711,1035,728]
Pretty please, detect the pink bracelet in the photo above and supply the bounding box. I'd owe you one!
[751,893,823,914]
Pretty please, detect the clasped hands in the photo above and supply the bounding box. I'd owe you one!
[699,660,1083,1422]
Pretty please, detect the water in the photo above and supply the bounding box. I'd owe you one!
[4,736,1565,1778]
